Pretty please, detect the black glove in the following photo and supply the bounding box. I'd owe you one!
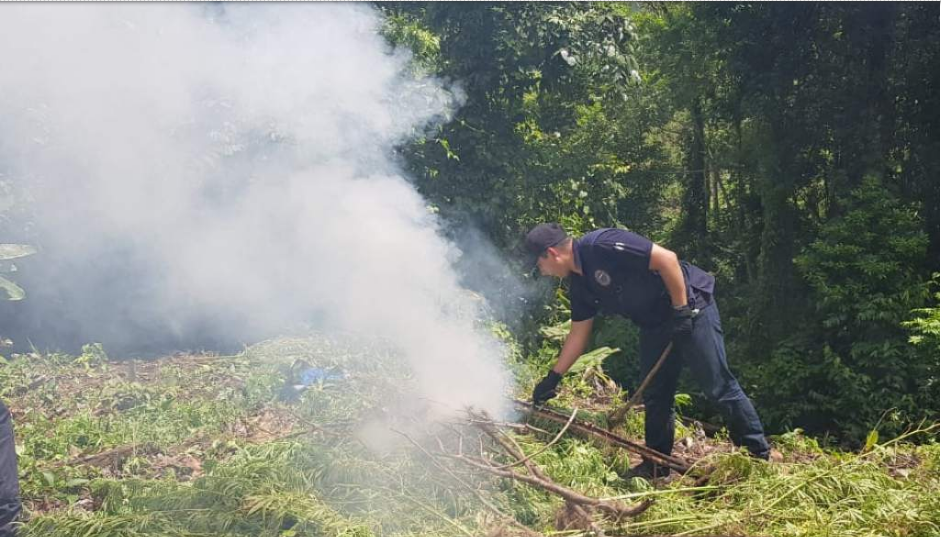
[532,370,562,405]
[671,305,694,343]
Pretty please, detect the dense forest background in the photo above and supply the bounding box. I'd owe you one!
[380,1,939,445]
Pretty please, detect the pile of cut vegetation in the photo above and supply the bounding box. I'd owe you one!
[0,336,937,536]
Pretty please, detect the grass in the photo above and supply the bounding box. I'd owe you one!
[1,334,937,536]
[623,439,939,536]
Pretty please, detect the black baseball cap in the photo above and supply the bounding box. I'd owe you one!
[524,223,569,268]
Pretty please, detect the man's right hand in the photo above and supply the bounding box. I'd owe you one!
[671,305,694,343]
[532,370,563,405]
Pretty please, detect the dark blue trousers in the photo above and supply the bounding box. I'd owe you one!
[0,400,19,537]
[639,302,769,458]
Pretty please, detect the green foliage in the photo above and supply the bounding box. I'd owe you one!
[5,334,939,537]
[770,429,824,456]
[592,316,641,389]
[382,2,667,253]
[566,346,620,376]
[26,444,374,537]
[380,12,441,74]
[6,336,501,537]
[74,343,108,369]
[756,178,937,441]
[628,434,940,537]
[0,243,36,301]
[903,274,940,348]
[384,2,938,447]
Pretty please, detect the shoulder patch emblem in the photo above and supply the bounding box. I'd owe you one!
[594,269,611,287]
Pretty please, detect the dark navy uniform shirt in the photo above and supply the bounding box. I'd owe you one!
[569,229,716,328]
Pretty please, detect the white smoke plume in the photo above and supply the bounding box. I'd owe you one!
[0,3,511,416]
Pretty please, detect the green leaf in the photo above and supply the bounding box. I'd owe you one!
[0,275,25,301]
[0,244,36,260]
[568,346,620,374]
[674,393,692,409]
[864,429,879,451]
[438,139,459,161]
[540,320,571,342]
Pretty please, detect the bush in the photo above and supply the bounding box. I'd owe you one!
[758,177,937,443]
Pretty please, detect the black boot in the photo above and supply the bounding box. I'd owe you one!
[751,450,770,461]
[625,459,672,481]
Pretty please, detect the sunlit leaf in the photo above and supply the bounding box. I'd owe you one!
[864,429,879,451]
[0,244,36,260]
[0,275,25,301]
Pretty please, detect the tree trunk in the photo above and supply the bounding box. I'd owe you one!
[681,98,709,262]
[711,160,722,230]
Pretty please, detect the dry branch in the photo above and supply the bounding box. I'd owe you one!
[392,411,654,534]
[56,442,159,468]
[457,412,653,530]
[513,399,693,475]
[454,453,652,521]
[11,375,52,396]
[494,407,578,470]
[392,428,539,536]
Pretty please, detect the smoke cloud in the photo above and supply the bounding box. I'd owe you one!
[0,3,511,416]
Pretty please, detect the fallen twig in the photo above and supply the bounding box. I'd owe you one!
[494,407,578,470]
[512,399,693,475]
[465,418,552,436]
[599,485,719,502]
[279,405,350,437]
[11,375,52,396]
[453,453,652,521]
[55,442,158,469]
[392,428,538,536]
[464,412,652,525]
